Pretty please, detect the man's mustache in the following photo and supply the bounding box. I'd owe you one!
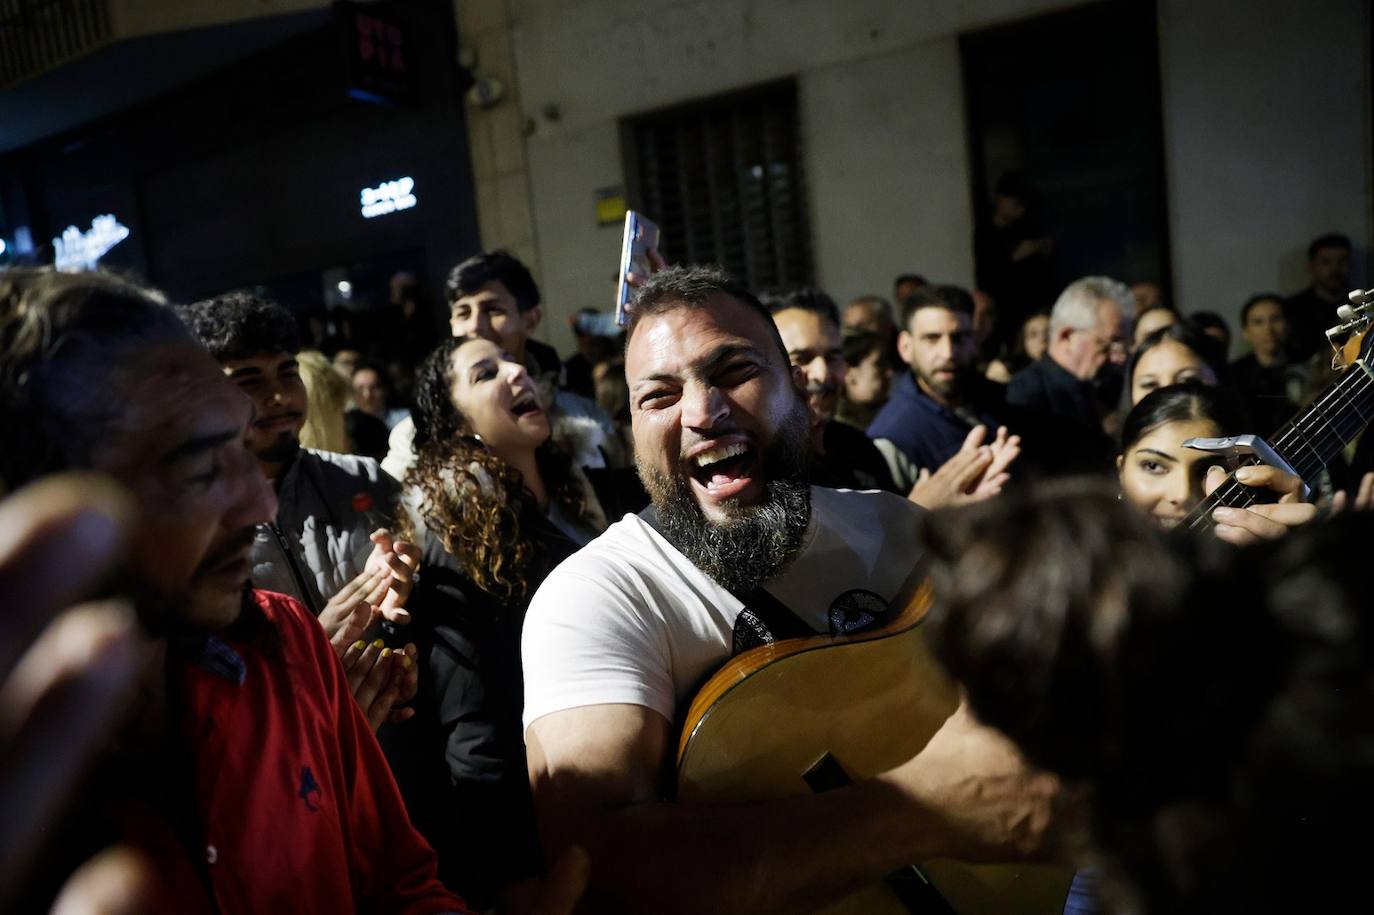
[197,527,258,573]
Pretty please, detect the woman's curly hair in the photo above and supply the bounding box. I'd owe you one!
[401,337,594,603]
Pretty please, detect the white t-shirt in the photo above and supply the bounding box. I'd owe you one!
[521,486,924,730]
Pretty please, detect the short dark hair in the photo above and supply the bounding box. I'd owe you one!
[626,264,787,363]
[445,250,540,312]
[899,287,957,331]
[0,267,189,488]
[1119,381,1249,453]
[894,273,927,289]
[178,291,301,361]
[841,329,893,368]
[758,285,840,328]
[1125,319,1228,394]
[1307,233,1351,261]
[351,358,391,387]
[922,478,1374,912]
[1240,293,1284,325]
[933,284,975,317]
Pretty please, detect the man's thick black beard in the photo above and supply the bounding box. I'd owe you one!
[639,409,813,594]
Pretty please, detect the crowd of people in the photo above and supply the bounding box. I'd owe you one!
[0,223,1371,914]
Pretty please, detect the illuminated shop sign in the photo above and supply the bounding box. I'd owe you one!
[53,215,131,271]
[360,177,417,218]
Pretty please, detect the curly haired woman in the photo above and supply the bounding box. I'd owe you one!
[391,335,639,910]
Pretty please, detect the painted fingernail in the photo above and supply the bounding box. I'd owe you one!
[352,640,366,651]
[400,655,412,669]
[380,648,392,659]
[372,638,385,649]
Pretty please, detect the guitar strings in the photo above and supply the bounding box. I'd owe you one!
[1182,365,1374,531]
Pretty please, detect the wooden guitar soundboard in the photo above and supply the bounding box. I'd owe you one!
[675,580,1073,914]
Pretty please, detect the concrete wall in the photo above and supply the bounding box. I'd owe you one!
[1159,0,1370,328]
[494,0,1371,355]
[505,0,1074,353]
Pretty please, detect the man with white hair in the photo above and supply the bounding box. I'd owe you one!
[1006,276,1131,475]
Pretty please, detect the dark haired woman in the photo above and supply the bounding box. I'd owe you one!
[1122,320,1227,408]
[391,336,637,908]
[1117,382,1313,541]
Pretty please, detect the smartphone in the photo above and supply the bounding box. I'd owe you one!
[615,210,660,326]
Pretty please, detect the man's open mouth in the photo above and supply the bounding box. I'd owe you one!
[687,441,760,499]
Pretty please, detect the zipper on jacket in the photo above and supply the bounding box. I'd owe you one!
[268,521,320,616]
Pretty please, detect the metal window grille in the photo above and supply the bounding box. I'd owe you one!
[0,0,111,89]
[622,79,812,292]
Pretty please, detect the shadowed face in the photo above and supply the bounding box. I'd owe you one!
[773,307,844,433]
[93,343,277,630]
[449,279,540,362]
[222,351,307,469]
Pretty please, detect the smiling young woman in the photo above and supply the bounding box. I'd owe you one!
[1116,382,1249,528]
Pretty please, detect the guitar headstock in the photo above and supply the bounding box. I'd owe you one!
[1328,288,1374,369]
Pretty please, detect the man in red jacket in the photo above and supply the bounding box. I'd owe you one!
[0,267,475,913]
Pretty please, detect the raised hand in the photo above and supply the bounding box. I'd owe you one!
[363,528,420,625]
[624,248,667,289]
[908,426,1020,509]
[1204,464,1316,545]
[969,426,1021,501]
[320,567,389,657]
[0,474,149,911]
[341,638,419,731]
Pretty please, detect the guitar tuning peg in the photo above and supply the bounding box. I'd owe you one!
[1348,288,1374,306]
[1337,304,1358,323]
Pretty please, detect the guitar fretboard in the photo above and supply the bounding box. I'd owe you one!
[1183,362,1374,532]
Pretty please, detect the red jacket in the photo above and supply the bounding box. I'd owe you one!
[129,589,470,914]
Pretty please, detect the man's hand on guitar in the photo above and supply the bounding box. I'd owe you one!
[887,700,1059,862]
[1204,464,1316,545]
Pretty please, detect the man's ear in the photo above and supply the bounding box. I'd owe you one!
[896,329,914,366]
[1115,453,1124,473]
[790,363,807,394]
[523,305,543,334]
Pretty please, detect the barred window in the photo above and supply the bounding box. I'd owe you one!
[622,79,812,292]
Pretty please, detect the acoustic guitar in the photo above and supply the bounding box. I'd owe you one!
[675,572,1075,914]
[1178,291,1374,532]
[675,291,1374,914]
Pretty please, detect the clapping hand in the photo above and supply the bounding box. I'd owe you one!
[908,426,1021,510]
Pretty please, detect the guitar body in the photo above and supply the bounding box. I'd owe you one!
[675,582,1073,914]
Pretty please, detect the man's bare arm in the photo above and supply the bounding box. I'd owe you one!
[527,702,1057,915]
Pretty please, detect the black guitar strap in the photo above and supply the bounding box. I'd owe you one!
[638,505,814,655]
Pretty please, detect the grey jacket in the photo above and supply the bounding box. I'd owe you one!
[251,448,400,615]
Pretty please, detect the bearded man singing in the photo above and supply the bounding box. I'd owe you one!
[520,266,1060,914]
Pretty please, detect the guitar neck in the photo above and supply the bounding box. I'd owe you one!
[1183,363,1374,533]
